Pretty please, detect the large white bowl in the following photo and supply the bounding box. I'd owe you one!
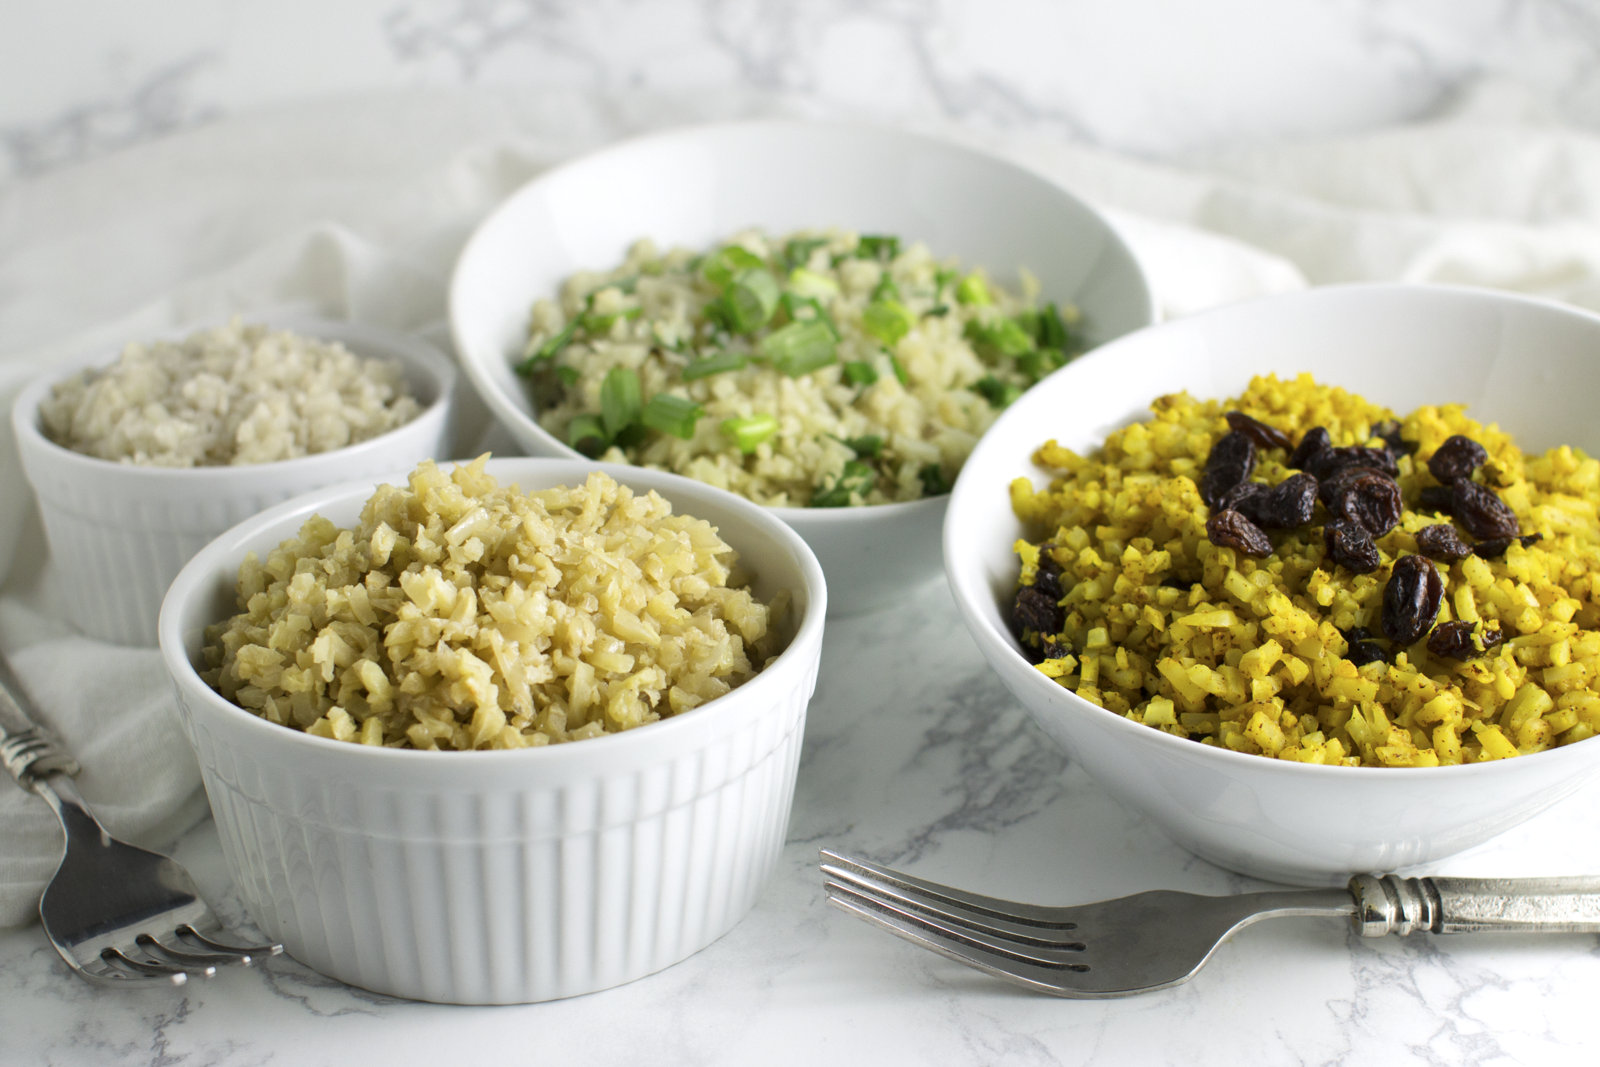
[450,119,1154,616]
[158,457,826,1004]
[12,316,456,646]
[945,284,1600,885]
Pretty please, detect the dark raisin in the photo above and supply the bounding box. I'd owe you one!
[1039,635,1071,661]
[1451,480,1519,540]
[1200,432,1256,508]
[1160,576,1193,590]
[1324,520,1381,573]
[1225,411,1293,452]
[1382,555,1445,646]
[1415,523,1473,562]
[1416,484,1456,514]
[1034,554,1065,599]
[1425,620,1505,661]
[1246,472,1319,529]
[1341,626,1375,642]
[1217,481,1267,515]
[1472,532,1543,559]
[1426,435,1489,485]
[1289,426,1331,469]
[1013,585,1064,641]
[1331,471,1403,538]
[1305,445,1399,481]
[1371,419,1415,456]
[1347,641,1389,666]
[1206,509,1273,558]
[1318,465,1387,508]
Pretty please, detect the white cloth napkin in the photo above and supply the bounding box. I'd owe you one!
[4,81,1599,927]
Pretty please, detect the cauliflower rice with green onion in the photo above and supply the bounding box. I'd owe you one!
[204,458,785,750]
[520,229,1085,507]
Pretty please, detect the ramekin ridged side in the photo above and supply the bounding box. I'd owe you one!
[12,317,456,646]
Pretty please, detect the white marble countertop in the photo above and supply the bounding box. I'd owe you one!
[4,578,1598,1066]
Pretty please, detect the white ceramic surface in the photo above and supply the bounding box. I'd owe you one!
[449,119,1154,617]
[157,457,827,1005]
[945,283,1600,885]
[11,317,456,646]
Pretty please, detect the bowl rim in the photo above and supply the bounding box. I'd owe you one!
[157,455,828,770]
[447,116,1156,514]
[945,280,1600,780]
[11,313,457,482]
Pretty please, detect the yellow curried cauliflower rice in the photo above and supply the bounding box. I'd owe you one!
[205,458,784,750]
[1011,374,1600,767]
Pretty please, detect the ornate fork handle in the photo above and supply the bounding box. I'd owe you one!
[0,652,81,787]
[1350,873,1600,936]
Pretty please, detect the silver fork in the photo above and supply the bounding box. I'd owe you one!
[1,647,281,986]
[820,848,1600,997]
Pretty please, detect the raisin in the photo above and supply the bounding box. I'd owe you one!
[1415,523,1473,562]
[1034,554,1065,600]
[1225,411,1293,452]
[1246,472,1319,529]
[1305,445,1399,481]
[1425,620,1504,661]
[1426,435,1489,485]
[1416,484,1455,514]
[1318,465,1387,508]
[1324,519,1381,573]
[1371,419,1415,456]
[1451,480,1519,540]
[1200,431,1256,507]
[1472,532,1543,559]
[1347,641,1389,666]
[1342,626,1375,642]
[1289,426,1331,469]
[1217,481,1266,515]
[1382,555,1444,646]
[1206,509,1273,558]
[1012,585,1064,641]
[1330,471,1403,538]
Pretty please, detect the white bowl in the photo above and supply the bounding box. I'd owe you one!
[945,284,1600,884]
[449,119,1154,616]
[12,316,456,646]
[158,457,826,1004]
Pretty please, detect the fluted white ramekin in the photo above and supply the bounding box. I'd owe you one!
[158,457,826,1004]
[12,316,456,646]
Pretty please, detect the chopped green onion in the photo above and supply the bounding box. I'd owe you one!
[641,394,704,439]
[782,237,828,272]
[933,267,958,293]
[761,320,837,377]
[556,365,581,387]
[955,272,992,306]
[965,317,1035,359]
[927,304,950,317]
[974,375,1023,408]
[1035,302,1070,349]
[842,360,879,386]
[842,434,883,458]
[580,306,643,333]
[870,271,900,302]
[787,267,839,298]
[856,235,900,262]
[1016,347,1069,383]
[700,245,765,286]
[779,293,840,337]
[810,459,877,508]
[567,414,608,457]
[600,366,642,439]
[682,350,748,380]
[889,354,910,385]
[517,321,577,373]
[862,300,917,347]
[919,463,951,497]
[722,413,780,453]
[725,269,781,334]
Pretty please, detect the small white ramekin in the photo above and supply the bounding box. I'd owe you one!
[158,457,826,1004]
[12,316,456,646]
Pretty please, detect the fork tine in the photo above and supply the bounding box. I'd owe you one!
[100,947,206,983]
[822,866,1086,948]
[825,880,1086,969]
[137,933,264,969]
[826,882,1092,997]
[173,924,283,963]
[819,849,1074,928]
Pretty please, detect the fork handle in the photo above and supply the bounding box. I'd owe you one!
[0,649,81,787]
[1350,873,1600,935]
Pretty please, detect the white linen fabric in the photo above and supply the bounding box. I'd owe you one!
[4,81,1599,927]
